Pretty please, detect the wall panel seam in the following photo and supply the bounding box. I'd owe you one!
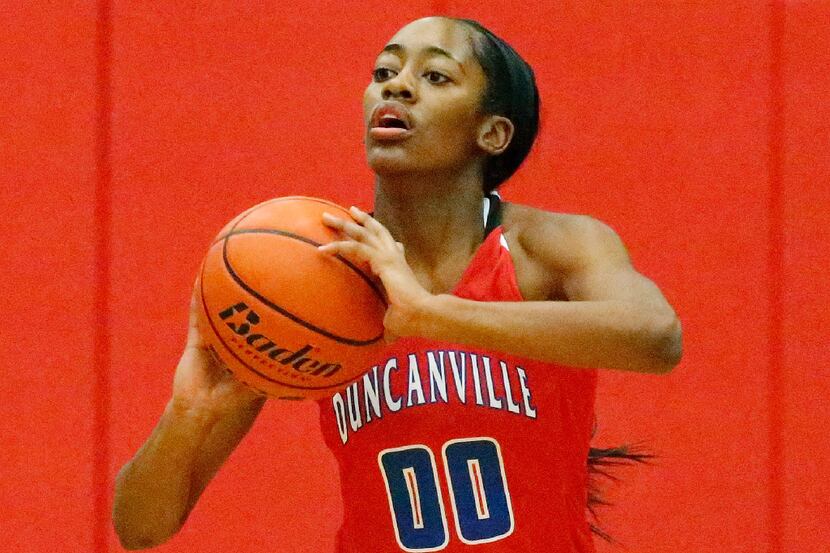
[767,3,786,553]
[93,0,113,552]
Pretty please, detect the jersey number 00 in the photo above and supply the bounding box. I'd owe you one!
[378,437,514,552]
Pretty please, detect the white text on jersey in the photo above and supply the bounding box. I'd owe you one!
[330,350,538,445]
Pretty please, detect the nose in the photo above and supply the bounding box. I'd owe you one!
[382,72,415,101]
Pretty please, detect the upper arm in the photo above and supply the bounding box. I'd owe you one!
[520,211,676,315]
[512,208,682,370]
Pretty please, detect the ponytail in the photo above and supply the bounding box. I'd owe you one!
[587,440,655,543]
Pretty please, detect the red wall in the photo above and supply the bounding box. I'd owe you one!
[0,2,98,551]
[2,2,828,552]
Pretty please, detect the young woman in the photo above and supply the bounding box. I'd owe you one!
[113,16,681,552]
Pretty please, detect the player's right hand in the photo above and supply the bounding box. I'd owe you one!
[171,278,265,415]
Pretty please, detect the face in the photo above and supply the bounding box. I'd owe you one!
[363,18,493,180]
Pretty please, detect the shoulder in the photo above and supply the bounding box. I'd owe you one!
[502,202,630,274]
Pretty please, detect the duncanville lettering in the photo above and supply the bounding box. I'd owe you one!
[331,349,538,445]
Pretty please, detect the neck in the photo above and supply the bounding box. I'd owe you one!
[373,167,486,270]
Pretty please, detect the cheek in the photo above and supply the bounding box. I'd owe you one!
[428,99,482,147]
[362,86,377,124]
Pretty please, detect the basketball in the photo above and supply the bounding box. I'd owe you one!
[196,196,387,400]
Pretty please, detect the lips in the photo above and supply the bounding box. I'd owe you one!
[369,102,413,141]
[370,103,412,130]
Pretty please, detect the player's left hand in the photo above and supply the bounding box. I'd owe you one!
[319,206,432,342]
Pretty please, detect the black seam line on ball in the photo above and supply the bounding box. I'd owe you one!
[225,227,387,307]
[221,229,385,346]
[199,269,366,391]
[209,197,351,248]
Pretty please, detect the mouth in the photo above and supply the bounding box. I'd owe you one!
[368,102,413,141]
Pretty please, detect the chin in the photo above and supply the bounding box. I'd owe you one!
[365,146,416,176]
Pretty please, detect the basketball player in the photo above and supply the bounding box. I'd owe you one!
[113,17,681,552]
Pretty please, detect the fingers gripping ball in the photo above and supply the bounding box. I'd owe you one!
[196,197,387,399]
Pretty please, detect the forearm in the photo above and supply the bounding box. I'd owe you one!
[112,397,264,549]
[113,401,214,549]
[413,295,682,373]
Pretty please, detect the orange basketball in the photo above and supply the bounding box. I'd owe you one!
[196,196,387,400]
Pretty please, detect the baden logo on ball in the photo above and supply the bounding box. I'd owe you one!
[218,301,342,377]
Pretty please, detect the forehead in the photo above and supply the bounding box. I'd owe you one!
[382,17,477,61]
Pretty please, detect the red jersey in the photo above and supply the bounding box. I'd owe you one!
[319,197,598,552]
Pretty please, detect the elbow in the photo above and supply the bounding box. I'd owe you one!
[112,468,183,550]
[115,533,169,551]
[114,521,176,551]
[649,314,682,374]
[113,509,181,551]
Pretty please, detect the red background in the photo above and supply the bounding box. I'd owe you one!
[1,1,828,552]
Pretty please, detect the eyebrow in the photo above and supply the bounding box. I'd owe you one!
[380,43,461,64]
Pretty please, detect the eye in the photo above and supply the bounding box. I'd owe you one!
[372,67,397,82]
[423,71,450,84]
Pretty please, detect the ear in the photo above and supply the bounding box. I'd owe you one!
[477,115,514,156]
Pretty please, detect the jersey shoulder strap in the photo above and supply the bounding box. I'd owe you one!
[483,192,503,238]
